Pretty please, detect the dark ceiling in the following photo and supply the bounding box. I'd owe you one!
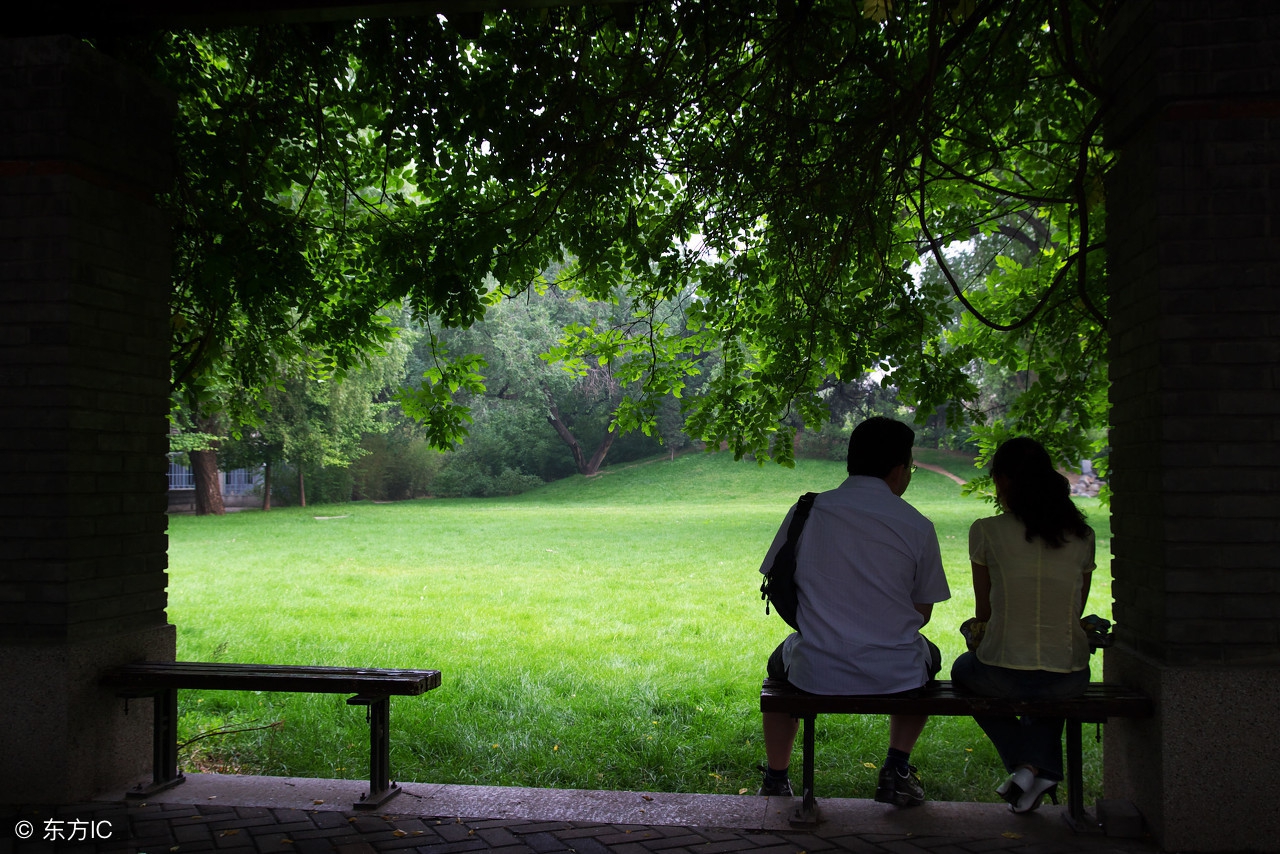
[2,0,620,36]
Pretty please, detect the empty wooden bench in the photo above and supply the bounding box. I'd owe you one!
[760,677,1153,829]
[104,661,441,810]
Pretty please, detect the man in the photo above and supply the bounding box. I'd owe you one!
[757,417,950,807]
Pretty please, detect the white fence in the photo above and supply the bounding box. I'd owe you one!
[167,457,262,497]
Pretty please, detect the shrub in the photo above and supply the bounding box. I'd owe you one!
[271,463,354,505]
[351,433,444,500]
[431,457,494,498]
[488,467,544,496]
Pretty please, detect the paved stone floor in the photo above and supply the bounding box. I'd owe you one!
[5,775,1160,854]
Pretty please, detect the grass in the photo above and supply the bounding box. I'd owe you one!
[166,450,1112,804]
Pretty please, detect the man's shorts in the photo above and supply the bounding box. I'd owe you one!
[766,633,943,692]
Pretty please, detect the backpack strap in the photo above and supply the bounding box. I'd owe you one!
[761,491,819,621]
[788,492,818,539]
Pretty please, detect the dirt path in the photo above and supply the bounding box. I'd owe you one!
[916,461,967,485]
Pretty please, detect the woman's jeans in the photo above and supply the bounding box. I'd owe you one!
[950,652,1089,782]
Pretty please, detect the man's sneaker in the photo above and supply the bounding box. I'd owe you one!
[756,765,793,797]
[874,763,924,807]
[756,776,793,797]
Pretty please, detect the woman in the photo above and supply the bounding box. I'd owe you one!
[951,437,1095,814]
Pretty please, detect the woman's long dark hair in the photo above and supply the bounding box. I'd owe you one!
[991,437,1091,548]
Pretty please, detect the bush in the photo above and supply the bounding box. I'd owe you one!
[271,464,354,505]
[461,403,578,482]
[431,457,494,498]
[350,432,444,500]
[489,467,545,496]
[430,455,545,498]
[793,426,850,462]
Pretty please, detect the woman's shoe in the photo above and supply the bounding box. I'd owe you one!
[997,767,1034,807]
[1011,775,1058,813]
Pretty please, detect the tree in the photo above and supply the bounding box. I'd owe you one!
[109,2,1111,476]
[169,423,226,515]
[540,372,619,478]
[403,285,662,480]
[218,426,284,511]
[187,419,227,516]
[267,342,407,506]
[215,335,408,507]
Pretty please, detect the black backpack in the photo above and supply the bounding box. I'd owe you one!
[759,492,818,630]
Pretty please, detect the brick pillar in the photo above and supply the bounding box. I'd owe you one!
[0,36,176,802]
[1102,2,1280,850]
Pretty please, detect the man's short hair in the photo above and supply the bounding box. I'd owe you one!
[847,417,915,478]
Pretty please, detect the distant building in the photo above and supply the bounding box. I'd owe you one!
[167,456,264,512]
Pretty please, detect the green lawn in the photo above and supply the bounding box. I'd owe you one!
[166,450,1112,803]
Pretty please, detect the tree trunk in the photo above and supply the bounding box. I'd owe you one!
[546,412,587,474]
[582,427,617,477]
[297,466,307,508]
[543,386,618,477]
[189,449,225,516]
[262,460,273,511]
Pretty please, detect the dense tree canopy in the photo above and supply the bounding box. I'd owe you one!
[108,0,1110,478]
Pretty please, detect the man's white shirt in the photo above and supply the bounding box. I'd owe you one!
[759,476,951,695]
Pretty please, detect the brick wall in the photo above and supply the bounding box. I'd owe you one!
[0,36,174,642]
[1105,0,1280,666]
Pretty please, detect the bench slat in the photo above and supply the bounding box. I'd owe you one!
[761,679,1152,722]
[105,661,441,697]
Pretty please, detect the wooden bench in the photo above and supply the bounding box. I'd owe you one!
[104,661,441,810]
[760,677,1153,830]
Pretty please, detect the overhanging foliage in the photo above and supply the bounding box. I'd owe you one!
[109,0,1111,477]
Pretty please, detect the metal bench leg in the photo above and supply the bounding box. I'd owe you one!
[789,715,821,828]
[124,688,185,798]
[349,694,401,810]
[1062,719,1101,833]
